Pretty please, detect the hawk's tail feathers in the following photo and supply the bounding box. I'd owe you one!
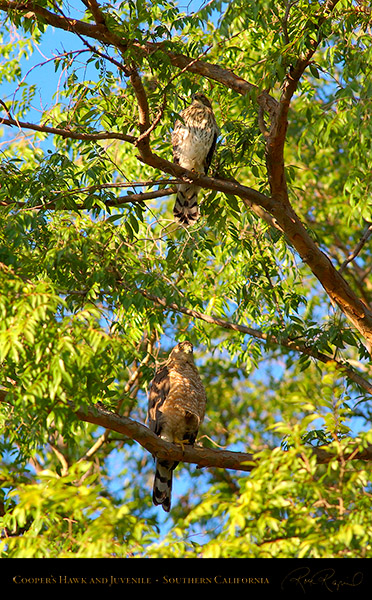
[153,459,178,512]
[173,183,200,226]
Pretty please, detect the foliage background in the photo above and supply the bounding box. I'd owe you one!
[1,0,372,559]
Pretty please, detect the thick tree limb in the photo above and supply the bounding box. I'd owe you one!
[74,402,257,472]
[82,0,106,26]
[135,149,372,348]
[74,401,372,472]
[138,44,279,116]
[266,0,343,203]
[1,390,372,474]
[0,0,278,113]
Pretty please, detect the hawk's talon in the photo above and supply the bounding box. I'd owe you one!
[173,437,190,452]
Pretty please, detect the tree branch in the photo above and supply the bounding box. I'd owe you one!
[135,149,372,349]
[72,401,257,472]
[1,389,372,474]
[82,0,106,26]
[75,398,372,472]
[129,66,152,156]
[74,401,372,471]
[128,286,372,396]
[0,1,278,113]
[0,1,106,40]
[0,187,176,211]
[0,113,136,143]
[339,222,372,275]
[266,0,342,202]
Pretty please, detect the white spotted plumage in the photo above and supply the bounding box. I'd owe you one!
[172,94,219,226]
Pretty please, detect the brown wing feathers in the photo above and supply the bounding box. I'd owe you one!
[147,342,206,512]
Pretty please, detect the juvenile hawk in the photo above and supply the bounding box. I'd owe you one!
[172,93,219,226]
[147,341,207,512]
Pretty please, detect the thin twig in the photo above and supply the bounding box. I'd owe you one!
[0,187,176,211]
[122,285,372,396]
[339,222,372,274]
[0,113,136,143]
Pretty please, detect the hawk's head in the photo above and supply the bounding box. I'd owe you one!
[171,340,194,362]
[192,93,212,109]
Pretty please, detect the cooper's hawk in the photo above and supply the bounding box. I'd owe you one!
[147,341,207,512]
[172,93,219,226]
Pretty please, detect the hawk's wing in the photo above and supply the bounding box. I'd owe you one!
[147,362,171,436]
[171,121,183,165]
[147,360,178,513]
[204,130,218,174]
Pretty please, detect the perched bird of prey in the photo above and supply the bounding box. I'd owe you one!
[147,341,207,512]
[172,93,219,226]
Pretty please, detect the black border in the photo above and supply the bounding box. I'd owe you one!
[1,557,370,595]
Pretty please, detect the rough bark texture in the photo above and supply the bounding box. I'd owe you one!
[75,402,372,471]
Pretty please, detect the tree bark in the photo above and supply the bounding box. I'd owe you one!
[74,402,372,472]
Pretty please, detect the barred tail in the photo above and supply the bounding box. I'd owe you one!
[173,183,200,226]
[152,459,178,512]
